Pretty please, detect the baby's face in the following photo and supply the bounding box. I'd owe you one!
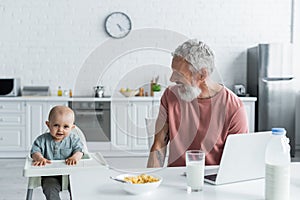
[46,113,75,142]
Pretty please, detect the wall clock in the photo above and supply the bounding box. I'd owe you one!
[104,12,132,39]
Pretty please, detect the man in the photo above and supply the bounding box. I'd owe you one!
[147,39,248,167]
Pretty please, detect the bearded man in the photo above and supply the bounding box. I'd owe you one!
[147,39,248,167]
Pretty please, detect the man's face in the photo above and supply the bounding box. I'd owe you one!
[46,112,75,142]
[170,56,201,102]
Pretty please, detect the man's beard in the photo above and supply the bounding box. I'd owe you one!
[177,84,201,102]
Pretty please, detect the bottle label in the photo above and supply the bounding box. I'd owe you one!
[265,163,290,200]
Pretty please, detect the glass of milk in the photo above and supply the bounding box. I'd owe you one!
[185,150,205,192]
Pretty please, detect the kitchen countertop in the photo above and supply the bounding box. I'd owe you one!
[0,96,72,101]
[0,96,257,102]
[0,96,158,101]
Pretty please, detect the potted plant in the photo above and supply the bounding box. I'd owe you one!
[152,83,161,97]
[152,83,161,92]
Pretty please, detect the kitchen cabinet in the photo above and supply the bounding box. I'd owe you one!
[240,98,256,133]
[111,99,156,151]
[0,96,256,157]
[26,101,68,150]
[110,101,129,150]
[131,101,153,150]
[111,97,256,151]
[0,98,68,157]
[0,101,26,152]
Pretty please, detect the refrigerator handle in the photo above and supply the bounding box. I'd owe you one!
[262,77,294,82]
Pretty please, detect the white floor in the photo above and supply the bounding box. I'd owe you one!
[0,151,300,200]
[0,158,46,200]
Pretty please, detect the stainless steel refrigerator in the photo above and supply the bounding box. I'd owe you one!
[247,43,296,157]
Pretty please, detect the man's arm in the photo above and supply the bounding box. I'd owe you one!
[147,123,169,168]
[230,105,249,134]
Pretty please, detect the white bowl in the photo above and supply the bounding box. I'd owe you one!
[116,174,162,195]
[120,90,139,97]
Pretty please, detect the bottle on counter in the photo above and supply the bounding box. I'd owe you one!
[57,86,62,96]
[265,128,291,200]
[150,80,154,97]
[69,89,73,97]
[63,90,69,97]
[139,87,144,96]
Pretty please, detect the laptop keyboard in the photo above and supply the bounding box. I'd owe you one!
[204,174,217,182]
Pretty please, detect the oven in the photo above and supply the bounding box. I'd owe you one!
[69,101,111,144]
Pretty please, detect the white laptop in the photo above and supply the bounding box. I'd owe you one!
[204,131,272,185]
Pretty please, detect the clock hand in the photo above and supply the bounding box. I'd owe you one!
[117,24,124,32]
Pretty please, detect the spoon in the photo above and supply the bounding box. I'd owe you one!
[110,176,132,184]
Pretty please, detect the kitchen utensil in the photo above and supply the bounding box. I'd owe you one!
[233,84,246,96]
[119,89,138,97]
[110,176,132,184]
[155,75,159,83]
[22,86,50,96]
[94,86,105,98]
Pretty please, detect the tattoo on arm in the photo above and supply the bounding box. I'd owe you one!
[164,130,169,144]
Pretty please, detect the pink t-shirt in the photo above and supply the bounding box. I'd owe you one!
[157,85,248,167]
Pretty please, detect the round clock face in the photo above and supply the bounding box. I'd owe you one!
[105,12,132,39]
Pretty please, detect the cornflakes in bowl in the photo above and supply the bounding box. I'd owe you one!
[115,173,162,195]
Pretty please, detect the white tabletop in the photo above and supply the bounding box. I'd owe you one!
[70,163,300,200]
[23,152,108,177]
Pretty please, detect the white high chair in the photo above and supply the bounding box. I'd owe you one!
[24,126,89,200]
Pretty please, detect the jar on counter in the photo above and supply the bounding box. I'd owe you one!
[63,90,69,97]
[57,86,62,96]
[139,87,144,96]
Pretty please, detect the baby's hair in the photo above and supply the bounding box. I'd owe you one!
[48,105,75,122]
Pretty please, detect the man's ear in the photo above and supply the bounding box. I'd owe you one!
[198,68,208,81]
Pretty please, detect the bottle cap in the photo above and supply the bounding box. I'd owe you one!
[271,128,286,135]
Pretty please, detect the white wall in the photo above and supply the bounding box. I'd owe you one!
[0,0,292,96]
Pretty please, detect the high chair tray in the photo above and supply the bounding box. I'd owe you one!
[23,152,107,177]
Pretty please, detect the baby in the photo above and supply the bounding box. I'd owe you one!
[30,105,83,200]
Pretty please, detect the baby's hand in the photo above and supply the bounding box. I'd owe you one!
[65,151,83,165]
[65,157,79,165]
[33,157,51,166]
